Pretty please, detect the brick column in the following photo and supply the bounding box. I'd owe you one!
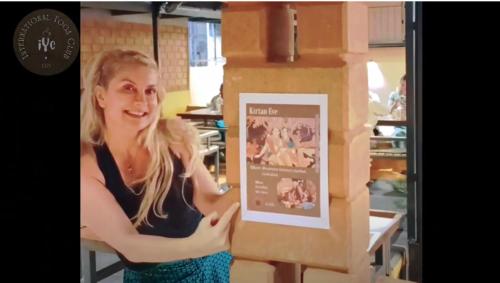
[220,2,371,282]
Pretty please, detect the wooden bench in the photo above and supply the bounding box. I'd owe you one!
[369,210,405,280]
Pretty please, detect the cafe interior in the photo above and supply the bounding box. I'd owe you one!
[80,2,422,283]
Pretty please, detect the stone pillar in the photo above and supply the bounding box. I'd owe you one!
[220,2,371,282]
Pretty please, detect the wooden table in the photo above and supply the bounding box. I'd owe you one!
[177,108,223,125]
[369,210,405,278]
[376,120,407,127]
[370,138,407,180]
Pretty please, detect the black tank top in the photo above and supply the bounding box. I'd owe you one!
[93,143,203,271]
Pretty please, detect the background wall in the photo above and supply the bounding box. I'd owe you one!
[80,9,191,118]
[367,47,405,105]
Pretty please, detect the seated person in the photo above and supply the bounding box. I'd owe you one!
[387,74,407,148]
[388,74,407,120]
[209,84,224,113]
[213,84,226,143]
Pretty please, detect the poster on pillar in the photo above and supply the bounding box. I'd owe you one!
[240,93,329,229]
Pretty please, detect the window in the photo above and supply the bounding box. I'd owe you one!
[188,21,223,67]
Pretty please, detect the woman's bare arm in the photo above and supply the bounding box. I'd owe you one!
[81,152,238,263]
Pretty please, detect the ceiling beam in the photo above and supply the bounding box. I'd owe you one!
[81,2,222,21]
[80,2,152,13]
[160,5,221,20]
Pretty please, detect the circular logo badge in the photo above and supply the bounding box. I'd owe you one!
[13,9,79,76]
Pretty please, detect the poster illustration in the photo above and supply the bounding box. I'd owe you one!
[239,93,329,229]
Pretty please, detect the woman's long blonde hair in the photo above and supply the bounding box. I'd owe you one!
[81,49,201,228]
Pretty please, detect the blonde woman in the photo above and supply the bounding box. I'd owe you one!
[80,49,239,282]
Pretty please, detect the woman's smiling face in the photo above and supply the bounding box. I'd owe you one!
[96,64,159,132]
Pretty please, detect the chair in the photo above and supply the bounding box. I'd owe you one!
[196,125,227,160]
[188,120,204,127]
[199,144,220,182]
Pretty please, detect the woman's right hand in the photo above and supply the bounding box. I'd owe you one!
[189,202,240,257]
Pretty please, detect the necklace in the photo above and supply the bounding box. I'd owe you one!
[106,142,143,195]
[126,146,139,179]
[125,160,145,196]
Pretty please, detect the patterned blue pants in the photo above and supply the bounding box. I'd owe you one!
[123,251,232,283]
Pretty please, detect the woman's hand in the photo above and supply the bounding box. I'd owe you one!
[188,202,240,257]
